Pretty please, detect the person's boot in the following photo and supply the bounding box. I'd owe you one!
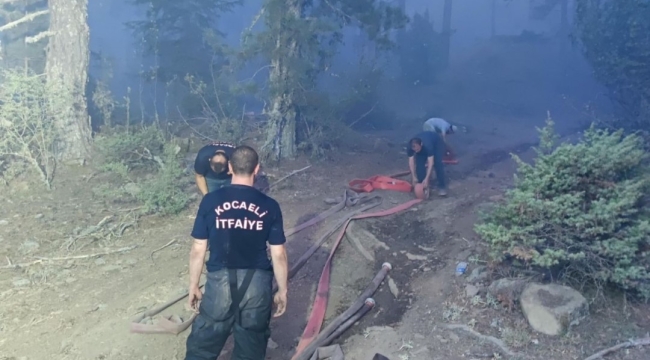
[438,188,448,196]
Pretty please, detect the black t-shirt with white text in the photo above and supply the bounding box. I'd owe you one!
[191,184,286,272]
[194,142,236,180]
[406,131,437,158]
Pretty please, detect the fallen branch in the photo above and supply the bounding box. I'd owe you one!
[64,215,113,251]
[85,172,97,183]
[348,101,378,128]
[584,336,650,360]
[151,239,178,262]
[263,165,311,191]
[1,246,138,270]
[444,324,516,358]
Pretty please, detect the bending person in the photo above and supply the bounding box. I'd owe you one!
[194,142,236,195]
[407,131,448,197]
[423,117,458,157]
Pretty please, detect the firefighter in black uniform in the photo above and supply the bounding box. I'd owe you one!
[185,145,289,360]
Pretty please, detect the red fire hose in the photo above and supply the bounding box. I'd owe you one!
[129,165,456,342]
[295,265,391,360]
[291,195,422,359]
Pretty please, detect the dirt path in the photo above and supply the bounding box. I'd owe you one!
[1,113,647,360]
[338,147,650,360]
[0,119,504,359]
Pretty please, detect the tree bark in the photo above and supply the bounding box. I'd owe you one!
[46,0,92,163]
[441,0,453,69]
[265,71,297,162]
[263,0,301,162]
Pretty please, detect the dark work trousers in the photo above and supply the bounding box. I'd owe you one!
[414,143,446,190]
[185,269,273,360]
[206,177,230,193]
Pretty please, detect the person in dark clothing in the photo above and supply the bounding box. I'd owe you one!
[185,145,289,360]
[194,142,237,195]
[407,131,448,196]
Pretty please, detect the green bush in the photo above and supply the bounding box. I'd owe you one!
[475,117,650,299]
[94,125,166,170]
[134,143,192,215]
[0,69,67,189]
[93,125,191,215]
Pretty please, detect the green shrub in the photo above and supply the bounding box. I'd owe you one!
[0,69,67,189]
[93,125,191,215]
[475,117,650,299]
[94,125,166,170]
[133,143,191,215]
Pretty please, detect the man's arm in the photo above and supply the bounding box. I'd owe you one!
[441,132,455,154]
[187,196,211,311]
[408,156,417,183]
[268,203,288,317]
[189,239,208,288]
[194,149,210,195]
[270,244,288,294]
[268,208,288,293]
[195,173,209,196]
[445,143,455,157]
[424,156,434,185]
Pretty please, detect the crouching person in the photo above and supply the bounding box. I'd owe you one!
[407,131,448,196]
[185,145,289,360]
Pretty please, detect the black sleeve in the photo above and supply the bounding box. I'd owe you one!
[194,147,211,175]
[267,201,286,245]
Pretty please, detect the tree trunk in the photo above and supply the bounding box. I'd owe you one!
[265,65,297,162]
[441,0,453,69]
[46,0,92,163]
[263,0,301,162]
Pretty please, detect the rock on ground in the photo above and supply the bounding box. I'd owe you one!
[487,278,527,302]
[520,283,588,336]
[465,284,479,298]
[466,266,489,283]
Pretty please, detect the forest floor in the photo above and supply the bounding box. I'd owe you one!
[1,109,648,360]
[2,43,649,360]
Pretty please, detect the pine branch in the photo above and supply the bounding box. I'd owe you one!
[25,30,54,43]
[0,0,24,5]
[0,10,49,33]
